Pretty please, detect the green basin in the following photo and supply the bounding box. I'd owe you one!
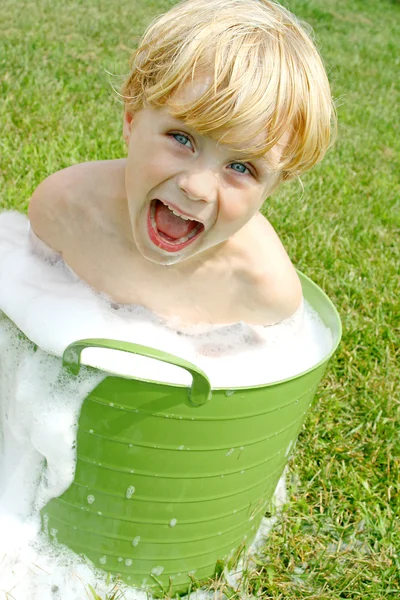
[18,271,340,596]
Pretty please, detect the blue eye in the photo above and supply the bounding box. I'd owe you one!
[171,133,192,148]
[229,162,251,175]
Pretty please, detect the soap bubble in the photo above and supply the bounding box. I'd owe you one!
[126,486,135,499]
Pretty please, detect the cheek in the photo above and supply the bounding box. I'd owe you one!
[221,201,248,224]
[126,150,175,190]
[144,142,177,174]
[219,191,262,226]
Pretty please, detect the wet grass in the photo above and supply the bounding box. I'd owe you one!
[1,0,399,598]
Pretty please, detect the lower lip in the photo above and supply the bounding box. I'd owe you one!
[146,202,204,253]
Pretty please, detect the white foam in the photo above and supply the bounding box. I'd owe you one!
[0,210,332,599]
[0,212,333,389]
[0,317,104,520]
[0,473,287,600]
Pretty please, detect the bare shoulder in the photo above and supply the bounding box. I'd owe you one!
[28,159,127,250]
[230,213,303,324]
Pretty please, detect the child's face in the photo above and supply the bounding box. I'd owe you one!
[123,81,284,266]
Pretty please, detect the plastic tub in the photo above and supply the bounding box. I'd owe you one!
[34,272,340,595]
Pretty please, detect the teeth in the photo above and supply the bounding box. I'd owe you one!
[173,210,190,220]
[150,201,157,228]
[159,222,202,244]
[160,200,193,222]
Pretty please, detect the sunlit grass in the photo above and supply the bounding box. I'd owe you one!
[0,0,399,598]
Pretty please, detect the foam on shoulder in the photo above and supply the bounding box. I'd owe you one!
[0,212,333,388]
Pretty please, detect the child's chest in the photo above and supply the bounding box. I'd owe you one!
[68,232,246,325]
[57,198,272,326]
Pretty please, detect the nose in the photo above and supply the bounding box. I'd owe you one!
[177,168,218,204]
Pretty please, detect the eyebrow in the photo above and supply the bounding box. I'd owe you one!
[162,112,189,127]
[163,112,278,168]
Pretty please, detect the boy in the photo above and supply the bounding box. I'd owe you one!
[28,0,335,327]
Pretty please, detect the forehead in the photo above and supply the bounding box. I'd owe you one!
[169,74,213,106]
[166,74,288,167]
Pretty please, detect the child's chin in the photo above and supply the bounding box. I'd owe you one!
[136,240,188,266]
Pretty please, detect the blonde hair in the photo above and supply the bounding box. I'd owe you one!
[122,0,336,179]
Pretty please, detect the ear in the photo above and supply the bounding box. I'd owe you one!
[123,109,134,145]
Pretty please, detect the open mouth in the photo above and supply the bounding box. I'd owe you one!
[147,199,204,252]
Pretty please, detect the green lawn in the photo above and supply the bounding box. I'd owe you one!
[1,0,399,598]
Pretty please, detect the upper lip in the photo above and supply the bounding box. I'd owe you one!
[153,198,205,225]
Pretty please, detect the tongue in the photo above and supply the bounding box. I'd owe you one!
[155,201,198,240]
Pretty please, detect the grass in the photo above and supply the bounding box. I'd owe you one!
[1,0,399,598]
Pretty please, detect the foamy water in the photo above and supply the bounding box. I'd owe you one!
[0,210,332,599]
[0,212,332,388]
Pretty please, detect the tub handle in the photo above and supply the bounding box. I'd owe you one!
[62,338,212,406]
